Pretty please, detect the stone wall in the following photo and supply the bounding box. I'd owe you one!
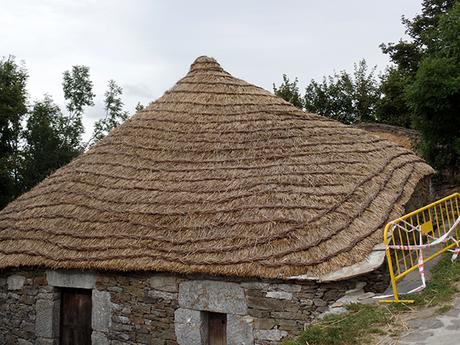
[95,272,350,345]
[0,269,51,345]
[96,272,179,345]
[0,267,389,345]
[405,175,433,213]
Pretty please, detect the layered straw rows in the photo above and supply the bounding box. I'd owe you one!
[355,122,420,151]
[0,56,434,279]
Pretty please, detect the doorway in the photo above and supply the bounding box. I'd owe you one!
[59,288,92,345]
[208,312,227,345]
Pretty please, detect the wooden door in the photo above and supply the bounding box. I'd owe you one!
[208,312,227,345]
[60,288,92,345]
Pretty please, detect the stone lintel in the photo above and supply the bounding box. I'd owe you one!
[46,270,96,289]
[179,280,247,315]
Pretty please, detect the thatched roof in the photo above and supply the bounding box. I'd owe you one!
[0,56,434,279]
[355,123,420,151]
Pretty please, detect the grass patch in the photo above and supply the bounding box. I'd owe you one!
[404,254,460,306]
[283,254,460,345]
[436,304,452,314]
[283,304,392,345]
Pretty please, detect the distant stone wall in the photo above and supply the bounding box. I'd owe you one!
[0,267,390,345]
[404,175,433,213]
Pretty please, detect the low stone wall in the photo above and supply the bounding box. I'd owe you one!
[0,267,388,345]
[93,271,360,344]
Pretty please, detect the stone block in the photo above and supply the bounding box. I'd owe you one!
[147,289,176,301]
[271,311,303,320]
[46,270,96,289]
[227,314,254,345]
[92,331,109,345]
[149,275,180,292]
[179,280,247,315]
[253,318,277,330]
[299,299,314,307]
[313,298,327,307]
[268,284,301,293]
[247,296,287,311]
[7,275,25,290]
[240,282,270,290]
[116,315,130,324]
[174,308,206,345]
[35,299,54,338]
[92,290,112,332]
[18,340,33,345]
[277,319,298,330]
[254,329,288,341]
[36,338,55,345]
[265,291,292,300]
[323,290,342,301]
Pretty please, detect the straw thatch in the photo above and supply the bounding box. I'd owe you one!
[0,56,434,279]
[355,123,420,151]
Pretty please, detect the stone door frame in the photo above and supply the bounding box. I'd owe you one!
[36,270,112,345]
[174,279,254,345]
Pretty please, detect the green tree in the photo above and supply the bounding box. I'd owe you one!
[135,102,145,112]
[304,60,380,124]
[304,74,354,124]
[0,56,28,208]
[273,75,304,109]
[380,0,457,74]
[378,0,458,127]
[20,66,96,193]
[21,96,79,190]
[376,68,412,127]
[89,80,129,146]
[406,3,460,175]
[62,65,95,150]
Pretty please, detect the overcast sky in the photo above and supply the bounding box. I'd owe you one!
[1,0,421,140]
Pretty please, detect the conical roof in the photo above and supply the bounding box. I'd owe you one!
[0,56,433,279]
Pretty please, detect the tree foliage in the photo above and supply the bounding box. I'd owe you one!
[135,102,145,112]
[377,0,458,128]
[304,60,380,124]
[62,65,95,150]
[274,61,379,125]
[376,68,412,127]
[0,56,28,208]
[0,57,135,209]
[380,0,457,74]
[21,65,96,188]
[406,2,460,175]
[89,80,129,146]
[21,96,79,190]
[273,75,304,109]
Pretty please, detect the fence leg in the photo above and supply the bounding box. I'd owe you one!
[379,248,415,303]
[379,249,398,303]
[388,248,400,302]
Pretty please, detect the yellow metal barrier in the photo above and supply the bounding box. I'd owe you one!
[380,192,460,303]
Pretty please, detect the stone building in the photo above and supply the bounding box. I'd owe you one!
[0,56,433,345]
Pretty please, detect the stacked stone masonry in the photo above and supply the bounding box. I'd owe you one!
[0,267,390,345]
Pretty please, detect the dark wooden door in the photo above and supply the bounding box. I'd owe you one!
[208,312,227,345]
[60,288,92,345]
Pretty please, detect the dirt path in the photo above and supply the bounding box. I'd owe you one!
[372,256,460,345]
[396,297,460,345]
[374,296,460,345]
